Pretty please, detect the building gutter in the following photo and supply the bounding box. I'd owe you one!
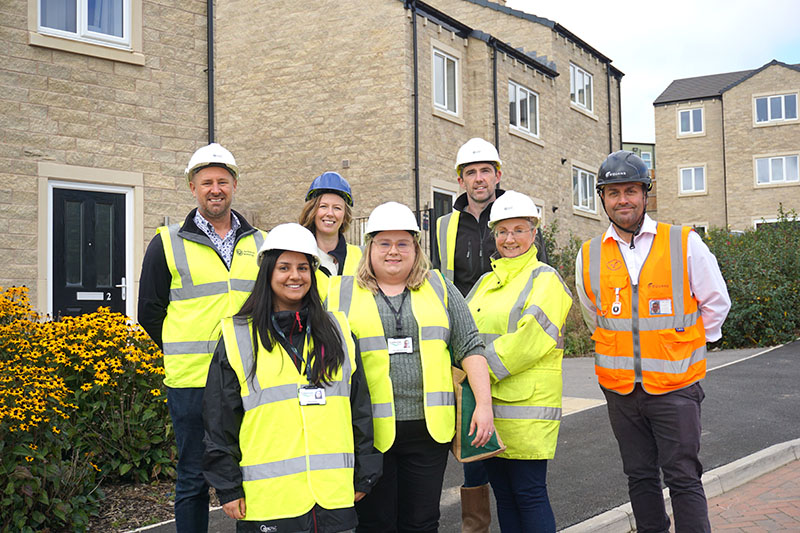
[207,0,215,143]
[407,0,421,220]
[491,39,499,151]
[606,63,613,153]
[721,98,729,227]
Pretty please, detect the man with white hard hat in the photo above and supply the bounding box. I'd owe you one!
[138,143,266,532]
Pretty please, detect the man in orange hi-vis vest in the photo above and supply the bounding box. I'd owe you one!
[575,151,730,533]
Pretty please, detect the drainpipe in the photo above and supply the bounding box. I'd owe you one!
[407,0,421,223]
[606,63,613,153]
[207,0,215,143]
[492,39,499,151]
[720,98,729,228]
[617,72,623,148]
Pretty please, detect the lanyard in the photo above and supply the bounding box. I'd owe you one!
[379,289,408,334]
[271,314,314,382]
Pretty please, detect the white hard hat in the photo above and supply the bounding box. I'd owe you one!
[489,191,541,229]
[365,202,420,235]
[455,138,502,175]
[258,223,320,268]
[184,143,239,182]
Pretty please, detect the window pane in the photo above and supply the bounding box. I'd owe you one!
[581,173,590,207]
[508,82,517,126]
[577,71,584,105]
[41,0,77,33]
[785,94,797,120]
[786,156,799,181]
[641,152,652,169]
[588,173,595,210]
[695,167,704,191]
[756,158,770,183]
[770,96,783,120]
[771,157,784,181]
[755,98,768,122]
[65,200,83,286]
[584,73,592,111]
[570,65,576,103]
[95,203,113,287]
[520,89,529,130]
[680,110,690,133]
[88,0,123,37]
[530,93,538,135]
[572,169,579,206]
[692,109,702,132]
[682,169,692,191]
[446,58,456,113]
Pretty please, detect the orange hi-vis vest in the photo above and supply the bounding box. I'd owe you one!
[580,223,707,395]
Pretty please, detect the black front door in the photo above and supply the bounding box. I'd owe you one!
[53,188,126,317]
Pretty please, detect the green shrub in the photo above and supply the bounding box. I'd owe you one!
[0,286,174,531]
[703,206,800,348]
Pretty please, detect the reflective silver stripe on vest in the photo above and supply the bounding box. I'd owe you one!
[479,332,500,345]
[522,304,564,349]
[253,231,265,252]
[230,279,256,292]
[595,343,706,375]
[493,404,562,421]
[597,310,701,332]
[670,226,685,316]
[170,281,230,300]
[484,342,510,381]
[241,452,354,482]
[587,236,603,309]
[372,402,393,418]
[162,340,216,355]
[421,325,450,343]
[438,213,454,281]
[426,391,455,407]
[336,276,355,316]
[327,312,353,399]
[359,336,388,353]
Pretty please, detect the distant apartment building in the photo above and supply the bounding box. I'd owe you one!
[2,0,623,318]
[621,141,657,215]
[653,60,800,232]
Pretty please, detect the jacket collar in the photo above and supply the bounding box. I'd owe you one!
[603,214,657,244]
[489,241,539,286]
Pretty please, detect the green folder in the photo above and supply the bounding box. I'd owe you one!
[452,368,506,462]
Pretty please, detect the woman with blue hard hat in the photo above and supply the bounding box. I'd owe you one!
[299,172,362,280]
[203,223,381,532]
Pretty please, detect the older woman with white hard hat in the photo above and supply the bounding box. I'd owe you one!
[465,191,572,532]
[326,202,494,533]
[203,223,381,533]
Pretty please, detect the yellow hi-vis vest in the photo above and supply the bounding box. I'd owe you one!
[580,223,707,395]
[326,272,455,452]
[315,243,363,299]
[221,312,357,521]
[467,245,572,460]
[436,211,460,282]
[159,224,265,388]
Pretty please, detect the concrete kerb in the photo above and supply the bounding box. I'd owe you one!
[559,438,800,533]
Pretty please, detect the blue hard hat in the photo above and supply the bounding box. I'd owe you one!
[305,172,353,207]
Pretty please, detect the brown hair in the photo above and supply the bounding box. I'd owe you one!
[298,194,352,235]
[355,233,431,294]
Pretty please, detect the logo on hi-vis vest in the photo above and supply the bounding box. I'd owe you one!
[606,259,623,271]
[647,282,669,289]
[236,249,255,257]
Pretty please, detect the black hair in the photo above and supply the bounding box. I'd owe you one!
[235,249,345,386]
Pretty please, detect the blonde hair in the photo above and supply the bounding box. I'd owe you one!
[298,194,352,235]
[355,233,431,294]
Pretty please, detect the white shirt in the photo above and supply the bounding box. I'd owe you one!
[575,215,731,341]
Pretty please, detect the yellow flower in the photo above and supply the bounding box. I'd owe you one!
[150,389,161,397]
[25,456,34,462]
[52,426,60,434]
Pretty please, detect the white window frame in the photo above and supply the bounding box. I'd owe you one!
[37,0,131,48]
[569,63,593,113]
[432,47,459,116]
[678,107,704,136]
[754,154,800,186]
[508,80,539,137]
[640,151,653,170]
[679,166,706,195]
[754,93,798,125]
[572,166,597,214]
[686,222,708,236]
[753,217,779,230]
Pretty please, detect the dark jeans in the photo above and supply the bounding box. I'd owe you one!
[483,458,555,533]
[355,420,450,533]
[168,387,209,533]
[603,383,710,533]
[462,460,489,488]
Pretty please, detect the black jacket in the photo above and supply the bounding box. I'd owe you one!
[202,308,382,532]
[137,209,258,350]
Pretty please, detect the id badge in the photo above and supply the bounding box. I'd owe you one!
[387,337,413,355]
[648,298,673,316]
[298,386,326,405]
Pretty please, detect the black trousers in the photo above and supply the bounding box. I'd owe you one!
[355,420,450,533]
[603,382,710,533]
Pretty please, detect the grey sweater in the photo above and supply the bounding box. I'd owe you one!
[375,276,485,421]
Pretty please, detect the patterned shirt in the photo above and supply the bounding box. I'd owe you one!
[194,211,241,269]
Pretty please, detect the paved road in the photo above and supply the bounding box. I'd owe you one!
[137,342,799,532]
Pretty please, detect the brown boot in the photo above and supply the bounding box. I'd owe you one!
[461,484,491,533]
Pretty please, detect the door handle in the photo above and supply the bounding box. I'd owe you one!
[115,277,127,301]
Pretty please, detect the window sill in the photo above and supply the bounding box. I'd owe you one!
[29,32,144,66]
[572,207,601,220]
[754,180,800,189]
[570,103,598,121]
[676,131,706,139]
[508,127,544,147]
[677,190,708,198]
[753,119,799,128]
[432,107,464,126]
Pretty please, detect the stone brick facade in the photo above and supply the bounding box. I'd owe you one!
[654,62,800,231]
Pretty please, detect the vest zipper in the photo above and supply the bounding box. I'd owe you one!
[632,284,642,383]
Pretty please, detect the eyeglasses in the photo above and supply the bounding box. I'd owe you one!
[374,240,413,253]
[494,228,533,240]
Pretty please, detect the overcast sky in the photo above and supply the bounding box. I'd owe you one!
[505,0,800,142]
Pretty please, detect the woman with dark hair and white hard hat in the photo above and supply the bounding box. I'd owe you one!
[466,191,572,532]
[202,223,381,533]
[326,202,494,533]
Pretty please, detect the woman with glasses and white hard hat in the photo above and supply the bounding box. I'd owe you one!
[465,191,572,532]
[203,223,381,533]
[326,201,494,533]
